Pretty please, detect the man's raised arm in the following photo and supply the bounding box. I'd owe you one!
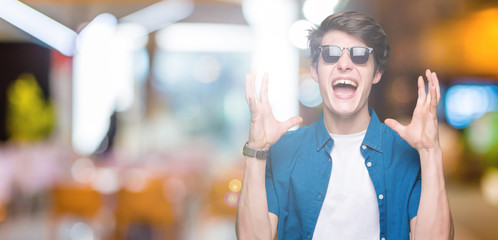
[236,72,302,240]
[385,69,454,239]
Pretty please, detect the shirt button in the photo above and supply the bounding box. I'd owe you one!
[362,145,367,150]
[379,194,384,200]
[367,162,372,167]
[318,193,322,199]
[381,238,386,240]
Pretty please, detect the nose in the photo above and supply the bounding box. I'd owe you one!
[336,49,353,72]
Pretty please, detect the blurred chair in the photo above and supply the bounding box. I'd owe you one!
[114,177,176,240]
[49,184,104,239]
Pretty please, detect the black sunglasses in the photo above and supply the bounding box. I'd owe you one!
[319,45,373,65]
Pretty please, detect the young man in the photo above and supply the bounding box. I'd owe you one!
[236,11,453,240]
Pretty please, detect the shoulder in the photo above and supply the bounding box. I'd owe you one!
[269,123,317,166]
[271,124,312,153]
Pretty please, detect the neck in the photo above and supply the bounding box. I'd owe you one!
[323,107,371,135]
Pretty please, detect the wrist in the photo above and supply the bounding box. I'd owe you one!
[243,142,269,159]
[417,146,442,156]
[418,147,444,172]
[247,139,271,151]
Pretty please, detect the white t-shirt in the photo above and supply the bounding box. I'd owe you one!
[312,130,380,240]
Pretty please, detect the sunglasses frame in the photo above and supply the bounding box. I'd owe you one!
[318,45,374,65]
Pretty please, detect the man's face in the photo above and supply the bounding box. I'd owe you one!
[311,30,382,118]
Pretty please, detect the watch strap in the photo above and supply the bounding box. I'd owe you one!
[242,142,268,159]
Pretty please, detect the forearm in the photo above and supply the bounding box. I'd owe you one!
[236,157,274,240]
[414,148,454,239]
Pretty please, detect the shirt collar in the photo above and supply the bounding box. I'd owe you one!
[363,108,383,152]
[313,113,332,152]
[313,107,383,153]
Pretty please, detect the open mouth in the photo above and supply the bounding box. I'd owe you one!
[332,79,358,97]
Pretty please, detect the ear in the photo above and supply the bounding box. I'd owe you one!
[373,70,383,84]
[311,65,319,82]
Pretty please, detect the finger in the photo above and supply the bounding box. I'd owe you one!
[429,78,438,114]
[425,69,433,105]
[245,74,259,116]
[416,76,426,105]
[425,83,432,107]
[250,70,257,92]
[250,69,257,78]
[432,71,441,103]
[261,72,269,103]
[244,73,250,96]
[425,69,432,83]
[280,116,303,134]
[244,73,251,101]
[245,73,256,103]
[385,118,406,138]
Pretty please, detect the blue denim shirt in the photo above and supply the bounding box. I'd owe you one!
[266,109,421,240]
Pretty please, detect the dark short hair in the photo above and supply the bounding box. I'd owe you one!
[308,11,390,73]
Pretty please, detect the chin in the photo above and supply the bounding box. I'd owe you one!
[328,106,359,117]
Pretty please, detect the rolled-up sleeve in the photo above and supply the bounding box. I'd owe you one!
[265,151,279,216]
[408,171,421,220]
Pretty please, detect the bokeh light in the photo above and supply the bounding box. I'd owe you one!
[444,84,498,129]
[289,20,315,49]
[70,222,95,240]
[122,168,148,193]
[481,168,498,207]
[71,157,96,184]
[193,55,221,83]
[224,191,239,208]
[303,0,340,25]
[228,179,242,193]
[465,111,498,159]
[299,78,322,108]
[91,168,119,194]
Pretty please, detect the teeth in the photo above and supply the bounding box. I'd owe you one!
[333,79,358,87]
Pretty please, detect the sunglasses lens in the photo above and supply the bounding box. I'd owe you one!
[350,47,370,64]
[322,46,341,63]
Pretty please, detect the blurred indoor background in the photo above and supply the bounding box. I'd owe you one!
[0,0,497,239]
